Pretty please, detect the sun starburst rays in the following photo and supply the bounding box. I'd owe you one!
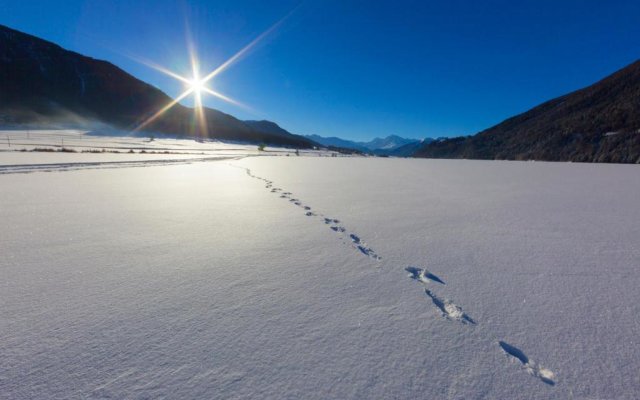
[131,48,248,136]
[133,88,194,133]
[130,13,290,136]
[131,58,237,136]
[127,5,302,136]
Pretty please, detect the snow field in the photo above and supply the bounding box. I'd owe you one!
[1,153,639,399]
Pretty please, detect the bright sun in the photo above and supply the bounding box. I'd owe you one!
[189,78,204,95]
[131,9,293,134]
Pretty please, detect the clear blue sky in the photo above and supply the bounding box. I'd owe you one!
[2,0,639,141]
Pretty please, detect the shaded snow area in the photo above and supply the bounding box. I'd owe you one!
[1,155,639,399]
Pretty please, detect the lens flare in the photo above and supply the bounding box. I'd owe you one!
[131,8,297,135]
[133,88,194,133]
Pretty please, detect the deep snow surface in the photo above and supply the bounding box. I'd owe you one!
[1,154,639,399]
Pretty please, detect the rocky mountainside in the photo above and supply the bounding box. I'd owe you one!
[0,24,315,148]
[415,60,640,163]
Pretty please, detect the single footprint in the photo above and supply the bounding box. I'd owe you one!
[425,289,475,325]
[331,226,346,233]
[356,245,382,260]
[498,341,555,385]
[405,267,445,285]
[305,211,315,216]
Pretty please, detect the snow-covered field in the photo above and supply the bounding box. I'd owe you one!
[0,129,333,173]
[1,133,639,399]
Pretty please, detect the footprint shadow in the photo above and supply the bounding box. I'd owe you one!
[498,341,555,386]
[425,289,475,325]
[405,266,445,285]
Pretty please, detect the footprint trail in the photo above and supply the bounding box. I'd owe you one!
[234,163,556,387]
[403,267,556,383]
[235,165,381,261]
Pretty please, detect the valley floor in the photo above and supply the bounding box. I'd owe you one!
[1,132,639,399]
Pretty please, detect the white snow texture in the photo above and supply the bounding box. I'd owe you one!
[1,131,640,399]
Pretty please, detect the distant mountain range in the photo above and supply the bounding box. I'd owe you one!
[305,134,430,155]
[0,24,315,148]
[415,60,640,163]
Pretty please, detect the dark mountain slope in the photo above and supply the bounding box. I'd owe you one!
[243,120,299,140]
[415,60,640,163]
[0,24,315,148]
